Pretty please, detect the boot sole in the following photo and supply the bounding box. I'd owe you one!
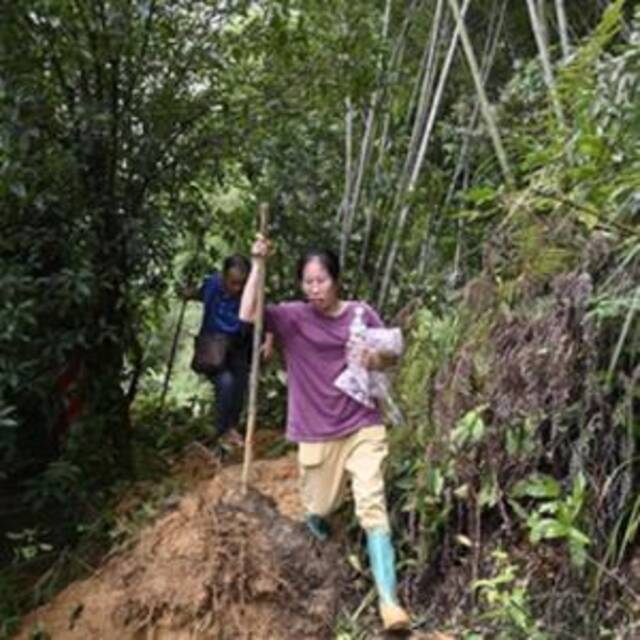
[380,606,411,632]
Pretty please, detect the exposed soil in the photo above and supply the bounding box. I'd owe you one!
[16,450,346,640]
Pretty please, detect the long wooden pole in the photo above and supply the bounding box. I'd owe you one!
[160,296,188,406]
[241,203,269,494]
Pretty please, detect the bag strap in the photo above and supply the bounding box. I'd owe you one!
[199,275,222,335]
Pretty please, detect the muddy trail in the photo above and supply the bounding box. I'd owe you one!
[15,430,455,640]
[15,438,352,639]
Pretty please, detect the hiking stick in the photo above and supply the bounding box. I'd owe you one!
[242,203,269,494]
[161,295,188,406]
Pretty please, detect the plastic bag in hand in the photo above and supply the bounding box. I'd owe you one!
[334,308,404,421]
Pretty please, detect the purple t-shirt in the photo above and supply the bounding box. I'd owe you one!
[265,301,384,442]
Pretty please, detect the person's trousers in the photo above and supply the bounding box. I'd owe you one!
[297,425,390,531]
[210,342,249,436]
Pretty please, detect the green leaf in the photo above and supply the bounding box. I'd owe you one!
[511,474,561,499]
[529,518,568,543]
[465,185,498,206]
[451,405,488,447]
[577,133,607,160]
[568,534,589,569]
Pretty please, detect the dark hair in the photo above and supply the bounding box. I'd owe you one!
[223,254,251,276]
[296,248,341,282]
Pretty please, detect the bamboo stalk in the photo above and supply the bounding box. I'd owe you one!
[337,97,354,226]
[447,0,513,184]
[525,0,565,126]
[457,0,504,237]
[241,203,269,495]
[537,0,549,54]
[340,96,378,266]
[447,0,504,203]
[419,0,506,278]
[340,0,393,267]
[402,0,445,189]
[374,0,450,291]
[388,0,444,234]
[371,0,422,183]
[378,0,472,308]
[359,0,423,282]
[554,0,570,60]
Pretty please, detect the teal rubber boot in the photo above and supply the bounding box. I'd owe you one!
[366,528,410,631]
[304,514,332,541]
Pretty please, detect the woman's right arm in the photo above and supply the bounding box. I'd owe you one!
[239,235,270,323]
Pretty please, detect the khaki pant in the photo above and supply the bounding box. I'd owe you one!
[297,425,389,531]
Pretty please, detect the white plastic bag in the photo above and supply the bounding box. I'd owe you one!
[334,310,404,424]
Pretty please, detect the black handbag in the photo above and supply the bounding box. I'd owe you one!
[191,333,230,375]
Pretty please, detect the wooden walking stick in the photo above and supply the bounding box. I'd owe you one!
[160,296,188,407]
[241,203,269,494]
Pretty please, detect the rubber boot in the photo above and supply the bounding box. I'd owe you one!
[366,528,411,632]
[304,514,331,541]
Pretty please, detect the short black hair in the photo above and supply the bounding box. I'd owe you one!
[296,248,341,283]
[223,254,251,276]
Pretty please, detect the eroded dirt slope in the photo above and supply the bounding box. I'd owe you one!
[17,452,346,640]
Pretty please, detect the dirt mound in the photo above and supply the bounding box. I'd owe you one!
[17,453,345,639]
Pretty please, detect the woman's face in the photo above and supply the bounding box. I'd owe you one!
[301,258,339,313]
[223,267,247,298]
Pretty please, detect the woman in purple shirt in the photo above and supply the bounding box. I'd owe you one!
[240,237,410,632]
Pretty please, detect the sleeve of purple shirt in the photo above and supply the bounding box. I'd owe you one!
[264,302,298,342]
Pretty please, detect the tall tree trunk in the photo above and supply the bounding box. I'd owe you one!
[83,115,133,468]
[89,236,133,469]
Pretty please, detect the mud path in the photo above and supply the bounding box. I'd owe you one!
[16,447,350,640]
[15,438,455,640]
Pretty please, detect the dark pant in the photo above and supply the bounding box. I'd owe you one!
[210,339,250,436]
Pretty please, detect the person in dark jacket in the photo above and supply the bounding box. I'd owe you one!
[183,255,273,447]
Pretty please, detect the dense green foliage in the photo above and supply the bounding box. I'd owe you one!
[1,0,638,637]
[390,4,640,637]
[1,0,246,476]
